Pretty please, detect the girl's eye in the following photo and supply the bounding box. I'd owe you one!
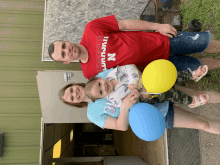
[70,88,73,93]
[99,82,101,86]
[62,43,66,49]
[100,90,102,95]
[71,96,73,101]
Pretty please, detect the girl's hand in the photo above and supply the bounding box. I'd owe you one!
[121,89,140,110]
[128,84,138,90]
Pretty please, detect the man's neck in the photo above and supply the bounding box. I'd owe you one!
[78,45,88,63]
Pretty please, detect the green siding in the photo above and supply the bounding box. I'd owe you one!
[0,0,81,164]
[0,26,44,39]
[0,98,41,114]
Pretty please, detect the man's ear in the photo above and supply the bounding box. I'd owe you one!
[63,61,70,64]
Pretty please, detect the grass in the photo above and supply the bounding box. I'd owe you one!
[178,0,220,92]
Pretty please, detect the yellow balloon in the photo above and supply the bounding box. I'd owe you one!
[142,59,177,93]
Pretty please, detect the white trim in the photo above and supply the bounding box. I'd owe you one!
[41,0,47,62]
[164,128,169,165]
[39,117,44,165]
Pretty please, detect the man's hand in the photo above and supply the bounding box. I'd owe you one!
[128,84,138,90]
[155,24,178,38]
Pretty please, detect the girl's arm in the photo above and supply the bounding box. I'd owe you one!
[103,89,140,131]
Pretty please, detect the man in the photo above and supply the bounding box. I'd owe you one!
[48,15,220,79]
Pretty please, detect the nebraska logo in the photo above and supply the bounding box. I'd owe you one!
[96,36,116,72]
[108,53,116,61]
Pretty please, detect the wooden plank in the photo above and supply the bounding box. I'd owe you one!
[48,157,103,163]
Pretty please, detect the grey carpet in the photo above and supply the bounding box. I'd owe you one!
[167,128,201,165]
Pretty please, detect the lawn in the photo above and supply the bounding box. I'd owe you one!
[178,0,220,92]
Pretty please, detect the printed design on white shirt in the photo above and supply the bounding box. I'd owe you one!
[132,73,138,78]
[105,65,140,108]
[104,101,116,114]
[123,84,128,93]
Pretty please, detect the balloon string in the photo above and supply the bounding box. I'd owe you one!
[140,92,161,95]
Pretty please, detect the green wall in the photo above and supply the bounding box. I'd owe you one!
[0,0,81,164]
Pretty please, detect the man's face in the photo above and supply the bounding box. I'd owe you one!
[52,41,81,64]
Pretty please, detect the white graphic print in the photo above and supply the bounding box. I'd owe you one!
[96,36,116,72]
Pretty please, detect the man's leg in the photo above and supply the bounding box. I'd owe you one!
[204,40,220,53]
[199,58,220,70]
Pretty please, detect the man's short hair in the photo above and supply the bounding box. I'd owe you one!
[48,40,63,61]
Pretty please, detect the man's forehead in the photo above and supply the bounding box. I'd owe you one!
[52,41,63,60]
[54,41,63,50]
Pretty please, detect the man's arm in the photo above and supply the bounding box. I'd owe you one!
[117,19,177,38]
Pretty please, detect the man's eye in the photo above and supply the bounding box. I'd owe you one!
[62,43,66,49]
[99,82,101,86]
[70,88,73,93]
[62,52,65,58]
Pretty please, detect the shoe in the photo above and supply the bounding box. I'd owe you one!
[188,94,209,108]
[190,65,208,82]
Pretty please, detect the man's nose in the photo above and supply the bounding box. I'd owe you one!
[65,48,71,55]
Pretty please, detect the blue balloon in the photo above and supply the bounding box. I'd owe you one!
[129,103,165,141]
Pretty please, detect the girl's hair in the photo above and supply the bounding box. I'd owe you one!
[59,82,88,108]
[85,77,101,102]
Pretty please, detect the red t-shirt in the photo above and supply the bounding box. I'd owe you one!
[80,15,170,79]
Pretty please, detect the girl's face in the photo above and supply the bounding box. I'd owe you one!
[63,85,86,104]
[89,78,114,99]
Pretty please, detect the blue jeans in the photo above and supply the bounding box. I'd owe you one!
[165,102,174,129]
[165,30,211,129]
[169,30,211,71]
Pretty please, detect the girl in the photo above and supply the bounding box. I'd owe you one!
[84,64,209,108]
